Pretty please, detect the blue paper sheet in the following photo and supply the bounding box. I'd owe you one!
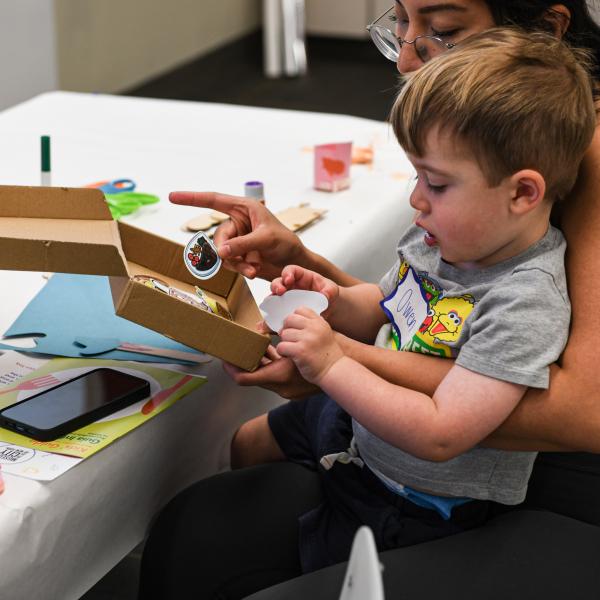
[0,274,200,364]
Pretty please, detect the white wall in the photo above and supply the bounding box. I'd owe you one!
[0,0,261,110]
[54,0,261,93]
[0,0,58,110]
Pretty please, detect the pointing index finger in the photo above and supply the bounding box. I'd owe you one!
[169,191,246,214]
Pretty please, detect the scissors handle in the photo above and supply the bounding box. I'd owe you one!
[100,178,136,194]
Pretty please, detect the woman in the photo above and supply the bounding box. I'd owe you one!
[139,2,600,599]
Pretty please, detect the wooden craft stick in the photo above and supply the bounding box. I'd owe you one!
[275,204,327,232]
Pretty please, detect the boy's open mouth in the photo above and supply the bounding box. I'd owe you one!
[423,230,437,247]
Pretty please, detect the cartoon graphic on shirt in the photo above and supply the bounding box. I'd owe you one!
[386,261,475,357]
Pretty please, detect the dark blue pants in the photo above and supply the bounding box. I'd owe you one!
[269,394,508,572]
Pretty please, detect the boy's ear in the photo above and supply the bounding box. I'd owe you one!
[509,170,546,216]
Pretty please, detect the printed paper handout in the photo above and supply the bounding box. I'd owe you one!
[0,354,205,480]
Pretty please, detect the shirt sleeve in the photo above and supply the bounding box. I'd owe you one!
[378,260,401,298]
[455,268,570,388]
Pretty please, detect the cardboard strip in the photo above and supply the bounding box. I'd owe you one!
[276,204,327,232]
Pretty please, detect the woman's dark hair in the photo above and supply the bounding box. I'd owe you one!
[485,1,600,80]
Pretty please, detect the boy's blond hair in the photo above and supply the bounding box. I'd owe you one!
[391,28,597,202]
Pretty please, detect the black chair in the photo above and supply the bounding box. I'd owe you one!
[247,453,600,599]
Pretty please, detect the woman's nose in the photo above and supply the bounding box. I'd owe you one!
[396,44,423,74]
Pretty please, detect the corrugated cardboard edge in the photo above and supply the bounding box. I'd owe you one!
[0,185,113,219]
[115,281,269,371]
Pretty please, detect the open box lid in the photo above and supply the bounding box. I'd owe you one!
[0,185,129,276]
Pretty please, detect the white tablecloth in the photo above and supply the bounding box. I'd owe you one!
[0,92,415,600]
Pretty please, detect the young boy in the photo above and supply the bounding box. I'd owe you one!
[268,29,597,571]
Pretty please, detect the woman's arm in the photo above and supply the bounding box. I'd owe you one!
[170,191,363,285]
[484,127,600,452]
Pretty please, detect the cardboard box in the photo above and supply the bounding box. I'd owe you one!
[0,185,270,371]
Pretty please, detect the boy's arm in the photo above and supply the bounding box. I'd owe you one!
[326,283,388,342]
[335,334,453,396]
[319,359,526,461]
[277,309,525,461]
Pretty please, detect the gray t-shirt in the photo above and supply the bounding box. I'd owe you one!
[353,224,570,504]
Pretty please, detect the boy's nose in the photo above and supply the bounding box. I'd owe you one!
[409,187,429,212]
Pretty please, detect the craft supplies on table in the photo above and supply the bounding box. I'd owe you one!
[314,141,353,192]
[40,135,51,186]
[86,178,160,219]
[0,185,269,371]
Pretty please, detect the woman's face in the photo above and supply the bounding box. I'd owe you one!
[394,0,496,74]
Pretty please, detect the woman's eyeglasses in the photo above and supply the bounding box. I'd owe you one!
[366,6,456,63]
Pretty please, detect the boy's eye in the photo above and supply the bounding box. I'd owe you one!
[426,182,447,194]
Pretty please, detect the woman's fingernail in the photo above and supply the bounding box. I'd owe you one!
[219,245,231,258]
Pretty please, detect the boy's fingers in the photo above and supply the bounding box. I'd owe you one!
[270,279,286,295]
[275,341,293,358]
[282,312,309,330]
[279,328,301,342]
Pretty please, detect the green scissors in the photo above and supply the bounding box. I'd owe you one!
[104,191,160,220]
[87,178,160,219]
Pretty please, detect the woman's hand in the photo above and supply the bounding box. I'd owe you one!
[170,191,306,280]
[221,345,320,400]
[277,308,344,384]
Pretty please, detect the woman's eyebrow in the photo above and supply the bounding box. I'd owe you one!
[420,4,468,14]
[397,2,468,15]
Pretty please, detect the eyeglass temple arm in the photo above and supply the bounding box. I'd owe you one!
[366,5,395,31]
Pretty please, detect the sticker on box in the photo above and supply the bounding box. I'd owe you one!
[183,232,222,280]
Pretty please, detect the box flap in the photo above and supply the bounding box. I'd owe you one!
[0,185,113,220]
[0,185,129,276]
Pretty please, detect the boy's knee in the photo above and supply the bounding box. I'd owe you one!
[230,413,285,469]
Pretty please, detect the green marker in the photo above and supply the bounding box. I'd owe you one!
[41,135,51,186]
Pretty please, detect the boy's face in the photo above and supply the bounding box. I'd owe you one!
[406,127,528,269]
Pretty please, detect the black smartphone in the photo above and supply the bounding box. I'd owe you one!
[0,368,150,442]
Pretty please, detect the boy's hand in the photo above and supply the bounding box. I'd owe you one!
[277,307,344,384]
[271,265,339,314]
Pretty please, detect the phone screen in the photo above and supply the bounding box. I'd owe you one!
[1,368,149,434]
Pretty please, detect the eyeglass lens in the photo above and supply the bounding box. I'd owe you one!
[370,26,449,63]
[369,25,401,61]
[368,6,450,63]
